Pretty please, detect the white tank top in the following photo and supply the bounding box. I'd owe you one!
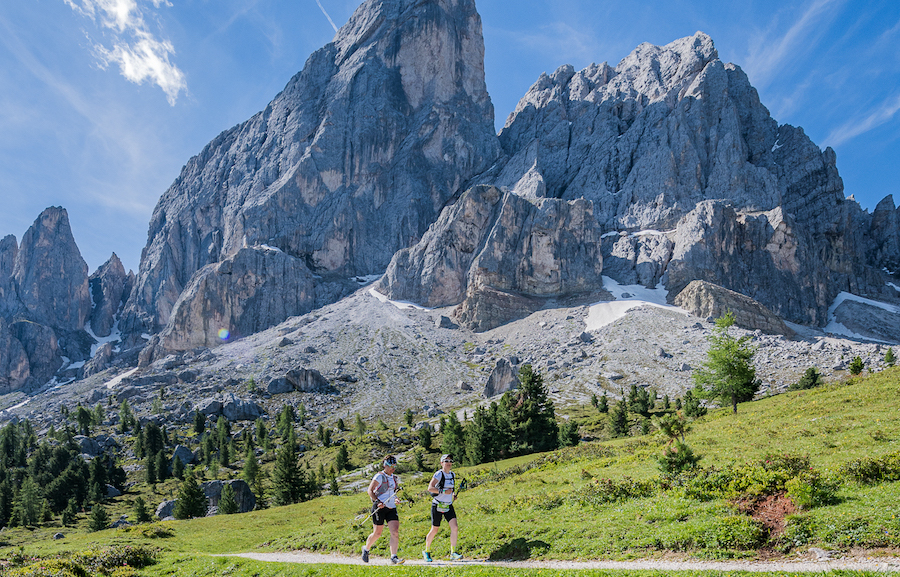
[373,471,398,508]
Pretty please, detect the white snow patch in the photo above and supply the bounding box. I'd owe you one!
[630,229,675,238]
[4,399,29,412]
[85,319,122,357]
[889,282,900,293]
[141,333,151,340]
[585,276,687,331]
[105,367,140,390]
[601,231,621,239]
[771,139,783,152]
[258,244,283,253]
[823,291,900,342]
[883,267,896,275]
[367,287,430,310]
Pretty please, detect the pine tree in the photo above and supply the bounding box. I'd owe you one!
[173,455,185,480]
[156,450,169,481]
[133,495,151,523]
[663,395,671,410]
[354,414,366,439]
[118,400,134,434]
[242,453,260,487]
[336,418,346,431]
[418,425,432,450]
[75,405,92,436]
[559,420,580,447]
[277,406,296,442]
[174,469,207,519]
[464,405,492,465]
[335,444,350,472]
[693,311,759,414]
[791,367,824,391]
[61,497,78,526]
[849,356,865,375]
[441,412,466,462]
[271,432,302,506]
[682,388,707,418]
[590,393,599,410]
[508,365,559,454]
[93,403,105,427]
[597,393,609,413]
[404,409,414,428]
[329,471,340,496]
[88,503,110,531]
[218,482,239,514]
[11,477,43,526]
[194,410,206,434]
[610,399,629,438]
[145,454,157,485]
[886,347,896,367]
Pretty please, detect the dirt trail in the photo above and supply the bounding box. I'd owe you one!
[226,551,900,573]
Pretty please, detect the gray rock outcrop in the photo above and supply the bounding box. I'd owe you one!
[89,253,130,338]
[201,479,256,514]
[0,319,30,394]
[121,0,502,348]
[285,367,329,392]
[376,185,605,331]
[484,357,519,398]
[673,280,794,336]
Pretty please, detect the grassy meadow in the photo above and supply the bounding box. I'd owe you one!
[2,367,900,576]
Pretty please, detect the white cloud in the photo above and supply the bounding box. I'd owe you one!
[826,93,900,146]
[64,0,186,105]
[743,0,844,90]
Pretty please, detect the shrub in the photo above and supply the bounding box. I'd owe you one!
[88,504,110,532]
[702,515,767,550]
[570,476,655,508]
[789,367,823,391]
[785,470,840,509]
[840,451,900,484]
[8,559,88,577]
[849,356,864,375]
[657,440,701,474]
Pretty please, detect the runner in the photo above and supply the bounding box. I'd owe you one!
[422,454,462,562]
[362,455,404,564]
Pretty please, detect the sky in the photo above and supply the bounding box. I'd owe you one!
[0,0,898,274]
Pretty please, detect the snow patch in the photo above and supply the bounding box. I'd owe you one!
[368,287,430,311]
[354,274,383,286]
[258,244,283,253]
[105,367,140,390]
[85,319,122,358]
[889,282,900,293]
[771,139,782,152]
[600,231,620,239]
[823,291,900,342]
[630,229,674,238]
[585,277,687,332]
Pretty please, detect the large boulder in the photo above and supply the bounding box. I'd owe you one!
[285,367,329,392]
[221,394,264,421]
[483,358,519,398]
[201,479,256,514]
[674,280,794,336]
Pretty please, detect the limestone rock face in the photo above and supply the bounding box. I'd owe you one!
[0,235,20,320]
[0,318,30,394]
[122,0,502,344]
[13,208,91,332]
[89,253,130,338]
[673,280,794,336]
[831,299,900,343]
[158,246,353,351]
[483,357,518,398]
[488,32,898,330]
[10,320,62,385]
[376,186,605,331]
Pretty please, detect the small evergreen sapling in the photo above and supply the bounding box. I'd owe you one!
[88,503,110,532]
[219,482,239,514]
[884,347,895,367]
[133,496,151,523]
[850,356,864,375]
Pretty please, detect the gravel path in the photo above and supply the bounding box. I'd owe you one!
[226,551,900,573]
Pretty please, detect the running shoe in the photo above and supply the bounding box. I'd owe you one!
[361,547,369,563]
[390,555,405,564]
[422,550,433,562]
[449,552,463,561]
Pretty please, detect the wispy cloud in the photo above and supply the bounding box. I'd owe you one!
[826,93,900,146]
[64,0,186,105]
[315,0,339,33]
[743,0,844,90]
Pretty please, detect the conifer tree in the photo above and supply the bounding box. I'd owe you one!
[791,367,824,391]
[174,469,207,519]
[335,444,350,472]
[559,420,580,447]
[93,403,105,427]
[155,450,169,481]
[173,455,185,480]
[61,497,78,526]
[118,400,134,434]
[849,356,865,375]
[11,477,43,526]
[354,414,366,439]
[242,453,260,488]
[693,311,759,414]
[886,347,896,367]
[133,495,151,523]
[610,399,629,438]
[145,454,157,485]
[418,425,432,450]
[75,405,92,436]
[277,406,296,442]
[464,405,492,465]
[272,432,302,506]
[404,409,414,428]
[194,410,206,434]
[682,388,707,418]
[440,412,466,462]
[88,503,110,531]
[508,365,559,454]
[590,393,599,410]
[219,482,239,514]
[336,418,346,431]
[597,393,609,413]
[329,471,340,496]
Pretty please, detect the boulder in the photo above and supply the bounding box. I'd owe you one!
[155,499,176,520]
[171,445,196,467]
[200,479,256,514]
[221,394,264,421]
[285,367,329,392]
[484,358,519,398]
[75,435,101,457]
[266,377,293,395]
[673,280,795,336]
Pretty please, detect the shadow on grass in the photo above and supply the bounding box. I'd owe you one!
[488,537,551,560]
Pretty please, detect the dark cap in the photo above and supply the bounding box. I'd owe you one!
[383,456,397,467]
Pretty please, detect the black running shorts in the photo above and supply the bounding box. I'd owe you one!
[372,505,399,525]
[430,503,456,526]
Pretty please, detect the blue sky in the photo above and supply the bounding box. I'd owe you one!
[0,0,898,273]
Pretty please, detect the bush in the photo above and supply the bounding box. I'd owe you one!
[657,440,701,474]
[785,470,840,509]
[789,367,823,391]
[840,451,900,484]
[570,476,655,508]
[8,559,88,577]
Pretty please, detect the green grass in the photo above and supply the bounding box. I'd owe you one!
[3,368,900,576]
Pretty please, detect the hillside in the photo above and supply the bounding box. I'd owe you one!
[2,367,899,575]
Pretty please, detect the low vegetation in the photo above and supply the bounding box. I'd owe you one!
[1,365,898,576]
